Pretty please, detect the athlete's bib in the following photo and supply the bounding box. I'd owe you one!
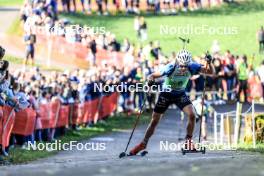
[164,66,191,91]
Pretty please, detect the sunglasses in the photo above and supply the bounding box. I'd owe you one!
[179,65,187,68]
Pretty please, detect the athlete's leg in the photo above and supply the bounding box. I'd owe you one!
[130,92,171,155]
[182,104,196,139]
[175,92,197,150]
[182,104,198,150]
[129,111,162,155]
[142,112,162,144]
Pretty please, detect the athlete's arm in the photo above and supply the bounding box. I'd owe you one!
[148,63,174,80]
[148,71,163,80]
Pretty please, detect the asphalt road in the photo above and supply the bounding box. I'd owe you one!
[0,109,263,176]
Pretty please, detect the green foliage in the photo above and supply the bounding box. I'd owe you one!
[0,0,24,7]
[61,0,264,66]
[238,143,264,154]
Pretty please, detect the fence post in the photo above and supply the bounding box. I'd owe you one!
[220,114,224,144]
[214,112,218,144]
[234,102,240,146]
[252,100,256,148]
[225,116,232,147]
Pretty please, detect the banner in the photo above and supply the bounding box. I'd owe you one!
[71,103,85,125]
[56,105,70,128]
[83,99,99,123]
[0,106,15,147]
[1,92,119,147]
[99,93,118,119]
[37,34,125,69]
[248,76,263,102]
[12,108,37,136]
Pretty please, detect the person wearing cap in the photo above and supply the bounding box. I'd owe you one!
[129,49,214,155]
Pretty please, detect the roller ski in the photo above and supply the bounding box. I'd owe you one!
[119,142,148,158]
[181,139,206,155]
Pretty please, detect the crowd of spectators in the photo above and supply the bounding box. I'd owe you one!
[18,1,264,106]
[0,0,260,157]
[18,2,264,105]
[1,41,263,156]
[20,0,125,66]
[59,0,223,15]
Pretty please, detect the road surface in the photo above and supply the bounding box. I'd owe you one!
[0,109,263,176]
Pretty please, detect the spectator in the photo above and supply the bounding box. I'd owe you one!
[151,41,161,61]
[133,67,144,110]
[108,35,121,51]
[211,40,220,55]
[62,0,70,12]
[256,26,264,54]
[257,61,264,101]
[236,55,249,102]
[96,0,104,15]
[113,0,121,12]
[121,38,131,52]
[24,28,36,67]
[88,37,97,66]
[80,0,91,13]
[139,17,148,41]
[212,56,224,99]
[134,16,140,38]
[162,0,171,14]
[224,57,236,100]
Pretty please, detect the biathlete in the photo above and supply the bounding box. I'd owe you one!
[129,49,214,155]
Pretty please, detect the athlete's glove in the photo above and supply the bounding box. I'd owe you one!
[205,53,212,64]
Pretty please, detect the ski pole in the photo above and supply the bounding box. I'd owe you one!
[198,55,210,143]
[119,88,150,158]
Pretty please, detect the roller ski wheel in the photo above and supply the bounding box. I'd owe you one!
[119,150,148,158]
[127,150,148,157]
[181,147,206,155]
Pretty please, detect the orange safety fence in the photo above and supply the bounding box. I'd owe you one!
[1,93,118,147]
[36,34,125,69]
[38,99,61,129]
[247,75,263,102]
[71,103,85,125]
[56,105,70,128]
[0,106,16,147]
[83,98,100,124]
[50,99,62,128]
[37,103,50,129]
[12,108,37,136]
[99,93,118,120]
